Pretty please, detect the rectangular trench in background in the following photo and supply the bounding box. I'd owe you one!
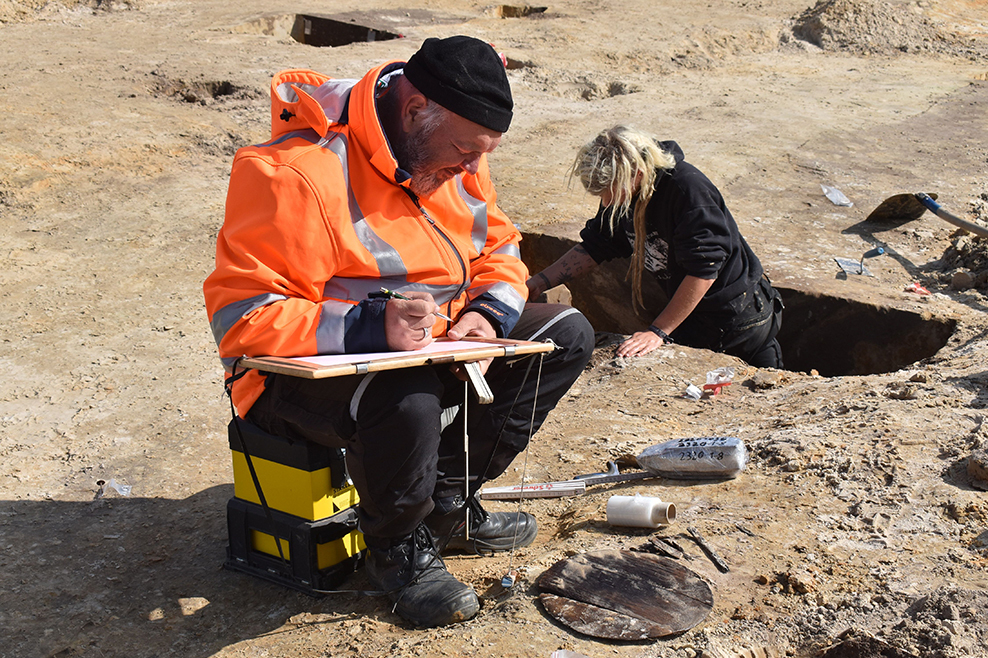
[290,14,401,47]
[232,10,479,46]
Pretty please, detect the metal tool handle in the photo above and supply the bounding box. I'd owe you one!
[858,246,885,274]
[916,193,988,238]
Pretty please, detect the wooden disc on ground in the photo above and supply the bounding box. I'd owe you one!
[536,549,713,640]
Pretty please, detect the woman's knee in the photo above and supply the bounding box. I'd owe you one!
[746,338,784,369]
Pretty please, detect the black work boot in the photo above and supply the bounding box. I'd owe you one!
[365,524,479,627]
[426,495,538,555]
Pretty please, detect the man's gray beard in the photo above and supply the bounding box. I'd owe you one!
[409,168,446,198]
[398,114,449,198]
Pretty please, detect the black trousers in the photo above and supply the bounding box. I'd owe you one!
[672,276,784,369]
[246,303,594,547]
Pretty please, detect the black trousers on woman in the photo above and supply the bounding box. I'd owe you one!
[672,276,784,369]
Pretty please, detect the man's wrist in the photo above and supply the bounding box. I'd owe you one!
[537,271,551,290]
[647,325,673,343]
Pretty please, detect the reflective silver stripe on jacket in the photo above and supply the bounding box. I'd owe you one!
[323,277,462,306]
[468,280,526,314]
[221,356,242,373]
[455,176,488,254]
[210,293,289,346]
[397,281,463,306]
[319,130,407,277]
[317,299,352,354]
[258,129,320,148]
[490,241,521,260]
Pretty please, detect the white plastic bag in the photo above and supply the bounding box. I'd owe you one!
[637,436,748,479]
[821,184,853,207]
[706,366,735,386]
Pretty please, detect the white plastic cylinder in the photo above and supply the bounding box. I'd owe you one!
[606,494,676,528]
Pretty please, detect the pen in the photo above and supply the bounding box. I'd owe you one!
[379,287,454,322]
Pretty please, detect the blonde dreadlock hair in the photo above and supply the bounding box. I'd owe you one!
[571,125,677,309]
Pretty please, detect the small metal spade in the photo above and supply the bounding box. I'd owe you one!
[866,192,988,238]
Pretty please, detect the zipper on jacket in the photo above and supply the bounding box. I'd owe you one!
[402,188,468,326]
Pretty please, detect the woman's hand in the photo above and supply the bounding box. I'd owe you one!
[616,330,667,357]
[526,272,550,301]
[623,275,713,357]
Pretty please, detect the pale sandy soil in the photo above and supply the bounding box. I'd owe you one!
[1,1,988,657]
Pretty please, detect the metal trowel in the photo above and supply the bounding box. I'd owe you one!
[835,246,884,276]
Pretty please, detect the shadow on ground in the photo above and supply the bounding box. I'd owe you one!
[0,485,383,657]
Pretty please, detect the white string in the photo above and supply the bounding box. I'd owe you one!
[463,378,470,541]
[505,351,545,578]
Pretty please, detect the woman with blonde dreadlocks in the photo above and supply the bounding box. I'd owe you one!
[528,125,784,367]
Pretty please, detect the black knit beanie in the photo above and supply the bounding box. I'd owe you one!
[404,36,513,133]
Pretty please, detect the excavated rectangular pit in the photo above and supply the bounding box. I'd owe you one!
[290,14,400,47]
[233,11,467,46]
[775,290,955,376]
[494,5,548,18]
[520,232,955,376]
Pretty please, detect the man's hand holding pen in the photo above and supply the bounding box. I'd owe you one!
[379,287,495,377]
[382,289,444,351]
[380,288,452,321]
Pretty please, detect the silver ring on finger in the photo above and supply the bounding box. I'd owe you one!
[422,327,430,341]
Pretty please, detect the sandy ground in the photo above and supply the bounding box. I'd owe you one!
[1,1,988,657]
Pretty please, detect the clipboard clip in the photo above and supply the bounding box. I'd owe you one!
[463,361,494,404]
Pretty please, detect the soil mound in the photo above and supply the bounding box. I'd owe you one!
[926,191,988,290]
[0,0,136,23]
[936,233,988,290]
[792,0,957,55]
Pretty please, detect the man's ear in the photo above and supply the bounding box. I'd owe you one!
[401,92,429,133]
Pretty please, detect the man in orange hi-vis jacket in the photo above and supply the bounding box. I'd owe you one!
[204,36,593,626]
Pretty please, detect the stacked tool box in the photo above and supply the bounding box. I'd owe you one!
[225,419,365,595]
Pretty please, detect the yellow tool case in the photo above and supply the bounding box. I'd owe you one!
[224,419,365,595]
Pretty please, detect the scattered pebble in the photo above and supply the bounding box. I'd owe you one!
[951,270,975,290]
[968,449,988,491]
[750,370,784,389]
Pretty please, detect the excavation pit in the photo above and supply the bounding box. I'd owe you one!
[230,13,402,47]
[773,289,954,376]
[494,5,549,18]
[289,15,401,47]
[520,233,956,376]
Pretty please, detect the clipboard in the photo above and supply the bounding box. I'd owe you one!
[238,336,555,380]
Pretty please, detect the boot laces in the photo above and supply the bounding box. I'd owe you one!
[390,524,446,611]
[465,495,490,534]
[412,523,443,564]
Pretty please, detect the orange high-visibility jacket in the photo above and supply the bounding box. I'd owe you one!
[204,63,529,416]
